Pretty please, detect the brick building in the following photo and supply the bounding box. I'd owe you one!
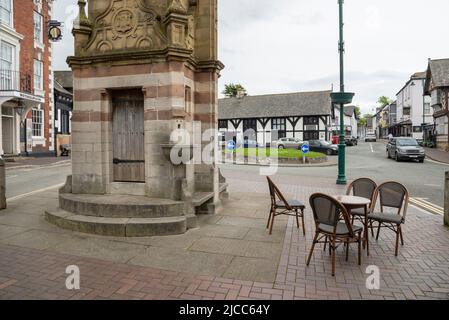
[0,0,53,156]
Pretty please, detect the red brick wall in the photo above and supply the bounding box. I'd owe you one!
[14,0,52,153]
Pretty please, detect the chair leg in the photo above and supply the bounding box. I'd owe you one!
[395,226,400,257]
[301,210,306,236]
[323,236,328,251]
[376,222,382,241]
[295,210,300,229]
[266,209,273,229]
[358,233,362,266]
[370,220,374,237]
[306,232,319,266]
[331,237,337,276]
[269,213,275,235]
[345,240,349,262]
[351,215,355,225]
[399,225,404,245]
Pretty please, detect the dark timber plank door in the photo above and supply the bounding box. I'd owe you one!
[112,89,145,182]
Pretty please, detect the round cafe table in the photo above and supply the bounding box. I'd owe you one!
[333,195,371,256]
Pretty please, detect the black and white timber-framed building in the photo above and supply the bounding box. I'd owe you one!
[218,90,332,145]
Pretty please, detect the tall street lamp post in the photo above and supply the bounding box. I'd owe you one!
[331,0,354,185]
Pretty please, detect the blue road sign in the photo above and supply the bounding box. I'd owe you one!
[301,143,310,154]
[227,140,236,151]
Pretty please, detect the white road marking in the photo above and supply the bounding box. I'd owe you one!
[6,175,18,179]
[7,183,64,202]
[370,143,374,153]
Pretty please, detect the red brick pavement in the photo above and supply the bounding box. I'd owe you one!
[0,171,448,300]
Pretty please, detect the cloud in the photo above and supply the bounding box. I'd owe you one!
[53,0,449,115]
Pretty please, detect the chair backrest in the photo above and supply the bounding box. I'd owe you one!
[372,181,409,220]
[266,177,292,210]
[346,178,377,210]
[309,193,354,237]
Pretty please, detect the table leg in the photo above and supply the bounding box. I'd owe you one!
[364,204,370,256]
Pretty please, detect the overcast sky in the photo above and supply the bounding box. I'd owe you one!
[53,0,449,114]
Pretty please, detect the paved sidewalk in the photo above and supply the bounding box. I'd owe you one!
[0,173,448,300]
[5,156,71,169]
[425,148,449,164]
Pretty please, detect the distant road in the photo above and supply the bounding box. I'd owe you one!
[220,141,447,209]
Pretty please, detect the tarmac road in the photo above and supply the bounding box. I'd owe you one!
[5,162,71,200]
[220,141,448,212]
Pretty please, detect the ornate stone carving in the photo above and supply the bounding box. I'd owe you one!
[185,15,195,50]
[167,0,187,15]
[83,0,168,53]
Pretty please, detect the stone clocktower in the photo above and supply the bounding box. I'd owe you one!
[45,0,227,237]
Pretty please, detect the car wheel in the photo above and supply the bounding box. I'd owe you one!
[395,153,400,162]
[327,149,333,156]
[419,159,424,163]
[278,145,285,150]
[387,151,391,159]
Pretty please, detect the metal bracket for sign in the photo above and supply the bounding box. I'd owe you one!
[113,158,144,164]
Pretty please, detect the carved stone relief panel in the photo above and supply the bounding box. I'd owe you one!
[84,0,168,53]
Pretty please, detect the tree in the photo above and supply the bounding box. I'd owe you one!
[377,96,392,108]
[222,83,247,98]
[354,105,361,119]
[358,113,373,127]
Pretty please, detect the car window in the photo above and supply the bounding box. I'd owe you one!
[320,141,331,146]
[397,139,418,147]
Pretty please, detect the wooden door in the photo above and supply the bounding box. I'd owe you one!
[112,89,145,182]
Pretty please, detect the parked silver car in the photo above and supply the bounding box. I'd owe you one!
[387,137,425,163]
[272,137,303,150]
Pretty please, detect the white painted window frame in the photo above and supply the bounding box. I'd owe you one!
[32,107,44,138]
[0,0,13,28]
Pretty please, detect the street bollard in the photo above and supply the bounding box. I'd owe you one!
[0,157,5,210]
[445,172,449,227]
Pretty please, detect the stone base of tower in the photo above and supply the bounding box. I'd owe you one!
[45,176,228,237]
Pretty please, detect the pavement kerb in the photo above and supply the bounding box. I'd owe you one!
[424,153,449,165]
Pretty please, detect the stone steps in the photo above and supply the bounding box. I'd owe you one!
[45,209,188,237]
[59,193,185,218]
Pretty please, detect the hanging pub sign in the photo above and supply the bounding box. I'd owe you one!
[48,20,63,42]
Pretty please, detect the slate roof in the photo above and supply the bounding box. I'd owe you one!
[54,71,73,90]
[54,80,72,97]
[428,59,449,87]
[218,90,332,119]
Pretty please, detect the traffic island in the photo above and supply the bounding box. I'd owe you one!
[221,148,333,167]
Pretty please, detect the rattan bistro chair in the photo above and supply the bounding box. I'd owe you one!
[266,177,306,236]
[306,193,363,276]
[346,178,377,224]
[368,181,409,256]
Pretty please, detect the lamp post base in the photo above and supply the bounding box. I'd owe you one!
[336,142,347,185]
